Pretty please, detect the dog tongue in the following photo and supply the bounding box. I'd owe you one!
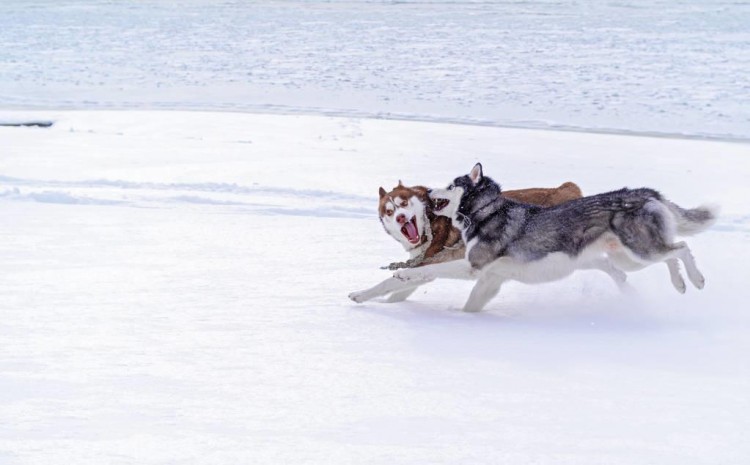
[404,220,419,243]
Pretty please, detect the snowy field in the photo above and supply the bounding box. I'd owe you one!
[2,0,750,463]
[1,110,749,464]
[1,0,749,139]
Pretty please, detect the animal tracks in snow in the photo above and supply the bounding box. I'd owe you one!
[0,176,373,219]
[3,175,747,233]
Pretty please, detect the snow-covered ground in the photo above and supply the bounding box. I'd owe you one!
[3,0,750,462]
[1,0,749,139]
[1,110,749,464]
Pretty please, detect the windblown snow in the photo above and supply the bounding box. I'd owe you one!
[2,0,750,464]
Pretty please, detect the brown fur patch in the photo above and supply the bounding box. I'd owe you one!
[503,182,583,207]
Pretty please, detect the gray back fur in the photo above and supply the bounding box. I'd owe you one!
[452,172,675,270]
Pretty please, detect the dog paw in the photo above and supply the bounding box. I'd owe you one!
[381,261,407,270]
[691,273,705,290]
[673,276,687,294]
[348,291,366,303]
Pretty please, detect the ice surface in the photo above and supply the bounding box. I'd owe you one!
[1,111,749,464]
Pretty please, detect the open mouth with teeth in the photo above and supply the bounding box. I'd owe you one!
[401,216,421,244]
[432,198,449,212]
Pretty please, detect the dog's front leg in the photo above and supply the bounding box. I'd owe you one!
[383,259,477,302]
[581,257,634,293]
[393,259,477,282]
[349,276,426,303]
[462,259,511,312]
[349,260,476,304]
[463,272,505,312]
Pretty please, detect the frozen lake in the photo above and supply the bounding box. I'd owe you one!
[1,0,749,139]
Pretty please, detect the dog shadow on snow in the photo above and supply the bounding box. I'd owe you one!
[351,278,698,335]
[350,284,710,366]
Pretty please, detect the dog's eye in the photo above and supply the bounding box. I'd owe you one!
[447,185,454,191]
[386,209,393,216]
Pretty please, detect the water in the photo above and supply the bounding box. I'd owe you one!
[1,0,749,139]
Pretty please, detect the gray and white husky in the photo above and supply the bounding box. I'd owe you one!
[369,163,717,312]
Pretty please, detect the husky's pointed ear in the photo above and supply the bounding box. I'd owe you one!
[379,187,387,198]
[398,179,404,187]
[470,163,483,185]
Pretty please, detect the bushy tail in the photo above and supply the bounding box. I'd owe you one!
[664,200,720,236]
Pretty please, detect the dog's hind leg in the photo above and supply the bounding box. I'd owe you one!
[583,257,633,293]
[608,246,690,294]
[665,258,687,294]
[665,241,705,290]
